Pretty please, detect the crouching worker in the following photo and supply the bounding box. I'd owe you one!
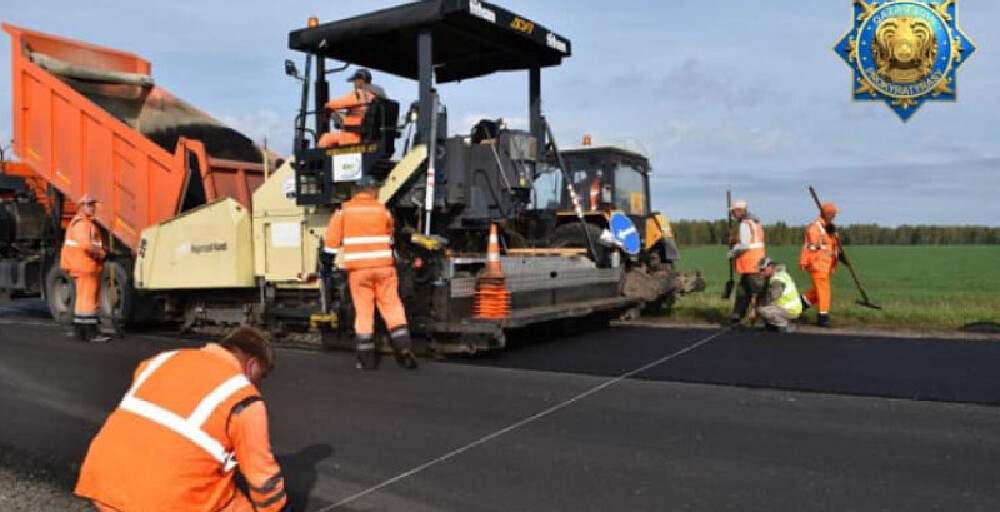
[756,257,802,333]
[75,327,288,512]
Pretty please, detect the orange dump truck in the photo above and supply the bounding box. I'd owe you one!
[0,24,268,319]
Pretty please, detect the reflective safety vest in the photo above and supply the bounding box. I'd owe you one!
[324,192,395,271]
[326,88,377,129]
[76,346,261,511]
[799,218,839,274]
[771,269,802,317]
[60,214,104,275]
[734,218,766,274]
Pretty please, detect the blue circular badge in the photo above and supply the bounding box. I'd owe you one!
[855,2,953,99]
[609,212,641,256]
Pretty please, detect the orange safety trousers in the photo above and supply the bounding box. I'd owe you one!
[803,271,832,314]
[319,88,375,148]
[74,272,100,320]
[348,266,407,336]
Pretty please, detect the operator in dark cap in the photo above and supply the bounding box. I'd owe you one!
[318,68,387,148]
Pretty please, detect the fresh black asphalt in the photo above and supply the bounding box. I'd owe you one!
[1,309,998,511]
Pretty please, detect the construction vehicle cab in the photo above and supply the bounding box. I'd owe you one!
[544,142,680,270]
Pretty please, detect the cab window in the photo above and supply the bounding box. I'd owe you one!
[614,164,647,215]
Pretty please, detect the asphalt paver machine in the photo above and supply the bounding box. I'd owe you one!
[282,0,661,352]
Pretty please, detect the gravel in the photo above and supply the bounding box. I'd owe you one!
[0,446,92,511]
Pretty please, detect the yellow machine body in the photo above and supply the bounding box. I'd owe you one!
[134,198,255,290]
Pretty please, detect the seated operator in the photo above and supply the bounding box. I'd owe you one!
[318,68,387,148]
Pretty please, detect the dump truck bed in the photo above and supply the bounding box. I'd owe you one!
[3,24,266,250]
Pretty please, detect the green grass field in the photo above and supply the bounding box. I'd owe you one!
[667,245,1000,331]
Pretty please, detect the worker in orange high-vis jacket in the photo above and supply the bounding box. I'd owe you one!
[59,194,108,343]
[318,68,385,148]
[76,327,288,512]
[324,176,418,371]
[799,202,841,328]
[726,199,766,327]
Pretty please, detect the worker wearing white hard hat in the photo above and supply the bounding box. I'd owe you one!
[727,199,766,327]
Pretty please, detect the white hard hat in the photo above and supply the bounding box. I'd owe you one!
[730,199,748,210]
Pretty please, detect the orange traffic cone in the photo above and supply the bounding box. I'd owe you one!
[474,224,511,319]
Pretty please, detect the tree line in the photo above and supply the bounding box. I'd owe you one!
[670,220,1000,245]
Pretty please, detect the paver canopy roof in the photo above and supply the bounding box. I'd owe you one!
[289,0,571,83]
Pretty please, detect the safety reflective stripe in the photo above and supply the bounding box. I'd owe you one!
[251,472,284,494]
[356,342,376,351]
[343,250,393,262]
[254,489,287,510]
[746,242,765,249]
[64,239,80,247]
[343,236,392,245]
[187,375,249,427]
[323,247,340,254]
[119,396,237,471]
[118,351,250,472]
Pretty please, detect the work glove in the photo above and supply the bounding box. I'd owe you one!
[726,248,737,260]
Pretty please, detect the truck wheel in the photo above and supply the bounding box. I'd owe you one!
[101,260,134,324]
[550,223,609,266]
[45,266,75,324]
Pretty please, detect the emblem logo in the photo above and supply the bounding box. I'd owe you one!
[835,0,976,121]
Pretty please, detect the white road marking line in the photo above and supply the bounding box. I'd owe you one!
[319,330,725,510]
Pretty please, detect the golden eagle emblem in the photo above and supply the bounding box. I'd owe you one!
[872,17,937,84]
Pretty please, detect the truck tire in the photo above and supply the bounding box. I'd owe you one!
[45,266,74,324]
[101,259,134,324]
[550,223,609,266]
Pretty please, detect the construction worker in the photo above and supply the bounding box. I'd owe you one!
[59,194,108,343]
[75,327,287,512]
[318,68,385,148]
[755,257,802,333]
[800,202,841,327]
[726,199,766,326]
[323,176,418,371]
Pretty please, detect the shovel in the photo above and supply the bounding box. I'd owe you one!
[721,189,735,299]
[808,186,882,310]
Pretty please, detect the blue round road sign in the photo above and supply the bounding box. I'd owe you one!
[609,212,641,256]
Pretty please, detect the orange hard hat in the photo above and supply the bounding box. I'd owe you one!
[821,202,838,216]
[79,194,97,205]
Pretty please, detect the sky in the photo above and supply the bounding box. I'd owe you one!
[1,0,998,225]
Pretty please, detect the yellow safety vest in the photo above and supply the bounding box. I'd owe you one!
[772,270,802,317]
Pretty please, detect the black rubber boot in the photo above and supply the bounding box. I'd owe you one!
[817,313,832,328]
[355,336,379,371]
[389,327,418,370]
[74,324,91,343]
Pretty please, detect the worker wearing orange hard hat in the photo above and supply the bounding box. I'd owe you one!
[59,194,109,343]
[75,327,287,512]
[318,68,386,148]
[799,202,841,327]
[727,199,766,327]
[323,176,417,371]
